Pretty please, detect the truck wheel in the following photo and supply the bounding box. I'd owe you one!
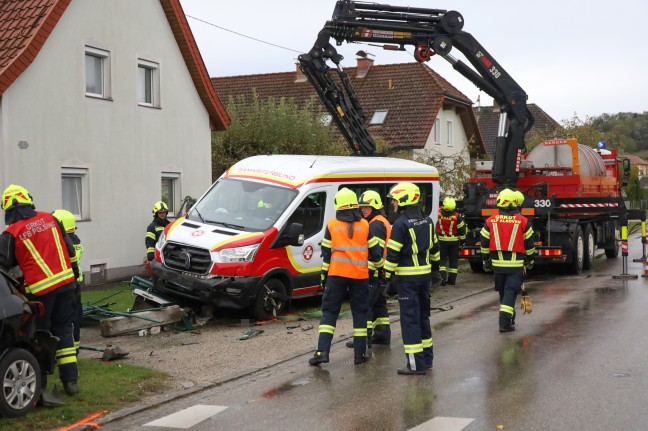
[0,348,41,418]
[469,261,486,273]
[252,279,288,321]
[570,225,584,274]
[583,224,595,270]
[605,224,620,258]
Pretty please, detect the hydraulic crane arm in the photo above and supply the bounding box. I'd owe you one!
[299,0,535,185]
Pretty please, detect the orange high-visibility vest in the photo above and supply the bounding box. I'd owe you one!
[327,218,370,279]
[5,212,75,296]
[486,214,528,253]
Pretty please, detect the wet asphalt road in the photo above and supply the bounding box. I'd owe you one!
[99,240,648,431]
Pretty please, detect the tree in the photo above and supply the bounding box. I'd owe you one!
[413,149,472,198]
[211,92,348,180]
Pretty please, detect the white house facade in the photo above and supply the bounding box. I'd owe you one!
[0,0,228,285]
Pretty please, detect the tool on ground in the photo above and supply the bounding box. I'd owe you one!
[239,328,264,340]
[520,285,532,314]
[79,345,129,361]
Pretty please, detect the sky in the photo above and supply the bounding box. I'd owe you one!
[179,0,648,123]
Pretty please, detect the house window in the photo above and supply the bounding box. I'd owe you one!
[433,118,441,145]
[161,172,180,217]
[138,59,160,107]
[370,110,388,125]
[85,47,111,98]
[446,120,453,147]
[62,168,89,220]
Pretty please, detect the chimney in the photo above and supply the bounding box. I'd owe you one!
[355,50,375,78]
[295,63,307,83]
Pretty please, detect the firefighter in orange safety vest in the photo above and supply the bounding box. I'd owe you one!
[384,182,441,375]
[436,197,467,286]
[480,189,535,332]
[0,185,80,396]
[345,190,392,349]
[309,188,384,366]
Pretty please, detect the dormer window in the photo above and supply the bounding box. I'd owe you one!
[370,110,388,125]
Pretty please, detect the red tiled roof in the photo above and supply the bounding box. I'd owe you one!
[624,154,648,166]
[475,103,562,155]
[0,0,229,130]
[213,62,484,155]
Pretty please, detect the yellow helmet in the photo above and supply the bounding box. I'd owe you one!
[152,201,169,215]
[358,190,382,210]
[387,182,420,206]
[514,190,525,207]
[442,197,456,211]
[334,187,359,210]
[496,189,517,208]
[1,184,33,211]
[52,209,76,233]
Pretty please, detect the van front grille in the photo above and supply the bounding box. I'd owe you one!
[162,242,212,274]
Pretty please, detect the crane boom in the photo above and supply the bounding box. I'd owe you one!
[299,0,535,185]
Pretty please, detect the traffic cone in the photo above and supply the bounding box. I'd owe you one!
[641,256,648,278]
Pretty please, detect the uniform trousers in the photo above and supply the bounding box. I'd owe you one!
[397,273,433,371]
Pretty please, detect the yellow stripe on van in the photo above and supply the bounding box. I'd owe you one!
[285,247,320,274]
[210,232,265,252]
[166,216,185,237]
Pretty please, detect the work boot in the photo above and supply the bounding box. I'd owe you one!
[447,273,457,286]
[354,353,369,365]
[499,325,515,333]
[308,351,329,366]
[371,336,390,346]
[346,338,371,349]
[397,367,426,375]
[63,380,79,395]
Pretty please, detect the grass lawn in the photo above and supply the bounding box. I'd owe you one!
[0,358,170,431]
[81,281,139,312]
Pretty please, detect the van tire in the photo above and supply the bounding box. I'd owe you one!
[252,279,288,321]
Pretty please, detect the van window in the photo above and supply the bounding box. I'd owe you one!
[285,192,326,240]
[188,178,298,231]
[341,182,434,224]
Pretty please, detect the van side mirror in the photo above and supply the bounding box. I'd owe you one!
[272,222,304,248]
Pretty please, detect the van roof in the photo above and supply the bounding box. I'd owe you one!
[223,155,439,189]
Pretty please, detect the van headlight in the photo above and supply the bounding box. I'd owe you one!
[213,244,260,263]
[157,231,166,248]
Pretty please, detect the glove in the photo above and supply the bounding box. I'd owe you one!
[459,240,465,248]
[320,271,328,289]
[482,259,492,272]
[520,288,532,314]
[377,268,387,287]
[525,259,534,271]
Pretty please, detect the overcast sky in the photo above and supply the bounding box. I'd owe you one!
[179,0,647,123]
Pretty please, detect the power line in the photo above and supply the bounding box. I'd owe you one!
[186,15,303,54]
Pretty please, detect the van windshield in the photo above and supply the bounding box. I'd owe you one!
[188,178,298,232]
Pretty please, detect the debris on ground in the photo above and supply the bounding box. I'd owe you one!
[239,328,264,340]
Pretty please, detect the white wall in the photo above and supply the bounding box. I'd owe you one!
[414,106,471,164]
[0,0,213,283]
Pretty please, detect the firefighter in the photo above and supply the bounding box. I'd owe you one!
[146,201,170,262]
[384,182,440,375]
[52,209,84,355]
[345,190,392,349]
[436,197,467,286]
[0,185,80,395]
[309,188,384,366]
[480,189,535,332]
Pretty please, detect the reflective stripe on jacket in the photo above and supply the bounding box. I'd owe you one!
[385,206,440,276]
[480,213,535,269]
[5,212,75,295]
[436,210,466,241]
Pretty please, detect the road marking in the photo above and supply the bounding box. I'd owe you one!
[409,416,475,431]
[143,405,228,429]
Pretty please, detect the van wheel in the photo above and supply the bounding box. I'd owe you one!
[583,224,595,270]
[0,348,41,418]
[252,279,288,321]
